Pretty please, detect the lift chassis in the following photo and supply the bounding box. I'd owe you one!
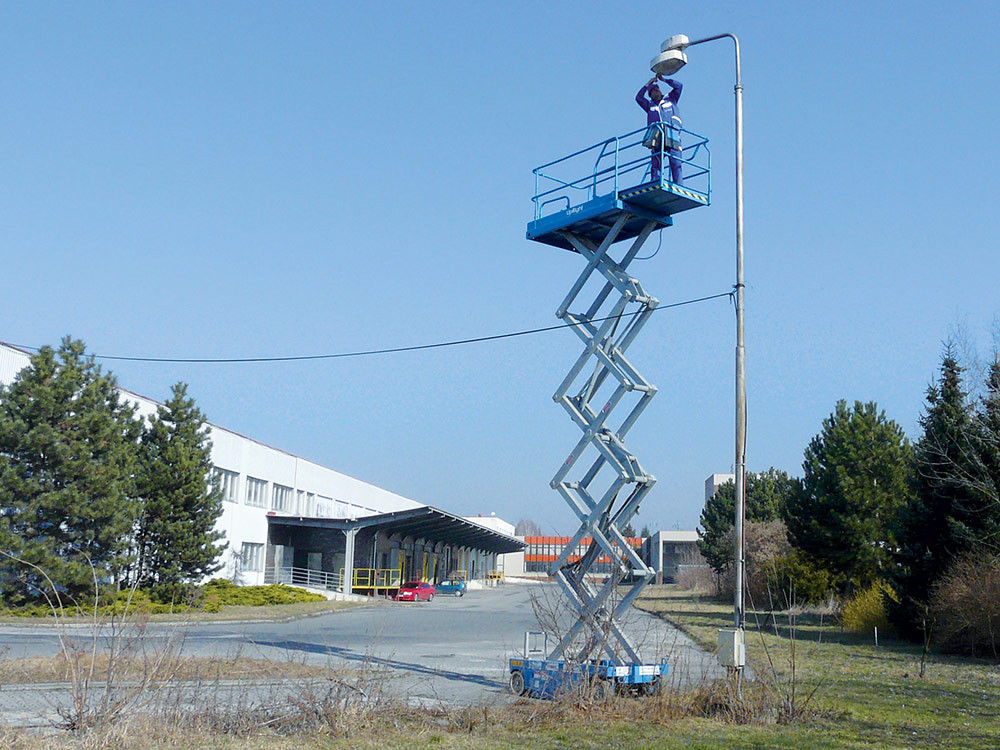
[509,123,710,699]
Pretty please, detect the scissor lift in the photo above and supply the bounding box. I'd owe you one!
[509,123,710,699]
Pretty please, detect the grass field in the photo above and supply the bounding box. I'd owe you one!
[633,585,1000,749]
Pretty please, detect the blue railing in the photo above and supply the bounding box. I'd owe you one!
[532,125,710,221]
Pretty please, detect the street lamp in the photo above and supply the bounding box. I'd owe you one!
[653,32,747,680]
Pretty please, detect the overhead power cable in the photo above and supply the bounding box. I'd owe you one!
[13,290,733,365]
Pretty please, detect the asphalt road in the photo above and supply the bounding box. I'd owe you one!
[0,583,722,725]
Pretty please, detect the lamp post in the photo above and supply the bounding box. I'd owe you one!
[652,33,746,677]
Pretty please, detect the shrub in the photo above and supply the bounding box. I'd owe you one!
[676,564,715,592]
[929,551,1000,657]
[716,520,832,607]
[842,581,896,633]
[764,553,835,605]
[200,579,325,608]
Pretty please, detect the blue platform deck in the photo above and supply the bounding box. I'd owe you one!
[526,179,708,252]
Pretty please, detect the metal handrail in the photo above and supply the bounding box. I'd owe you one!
[531,124,710,221]
[264,565,343,591]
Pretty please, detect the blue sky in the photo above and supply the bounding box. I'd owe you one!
[2,1,998,533]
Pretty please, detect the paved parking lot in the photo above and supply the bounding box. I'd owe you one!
[0,583,721,723]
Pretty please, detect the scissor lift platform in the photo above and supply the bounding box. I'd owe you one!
[526,180,708,252]
[527,124,710,252]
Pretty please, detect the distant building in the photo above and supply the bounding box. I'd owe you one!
[642,530,701,582]
[465,515,525,576]
[522,536,643,576]
[705,473,735,503]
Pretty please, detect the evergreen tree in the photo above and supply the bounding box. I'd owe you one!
[973,359,1000,544]
[783,400,911,592]
[892,353,999,635]
[134,383,225,599]
[698,468,798,576]
[0,338,141,604]
[620,521,637,538]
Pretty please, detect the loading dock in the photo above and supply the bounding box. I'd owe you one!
[265,506,525,596]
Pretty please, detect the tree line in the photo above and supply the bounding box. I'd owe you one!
[698,344,1000,647]
[0,338,225,606]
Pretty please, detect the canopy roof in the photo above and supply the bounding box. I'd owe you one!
[268,505,525,555]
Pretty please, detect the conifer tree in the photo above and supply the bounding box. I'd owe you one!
[698,468,797,576]
[892,353,1000,635]
[973,359,1000,542]
[134,383,225,600]
[0,338,141,604]
[783,401,911,592]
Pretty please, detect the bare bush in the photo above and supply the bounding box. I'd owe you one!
[717,520,791,602]
[675,545,714,592]
[0,550,185,732]
[675,563,715,592]
[930,550,1000,658]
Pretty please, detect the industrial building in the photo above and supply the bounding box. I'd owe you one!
[0,341,523,594]
[642,530,701,583]
[522,535,644,575]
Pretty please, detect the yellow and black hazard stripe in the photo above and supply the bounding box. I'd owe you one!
[621,184,707,203]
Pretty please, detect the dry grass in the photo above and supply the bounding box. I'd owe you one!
[0,653,337,685]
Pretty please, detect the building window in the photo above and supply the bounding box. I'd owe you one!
[316,495,333,518]
[241,542,264,572]
[271,483,292,512]
[213,467,240,503]
[306,492,316,516]
[245,476,267,507]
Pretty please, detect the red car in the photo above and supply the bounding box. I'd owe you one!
[394,581,435,602]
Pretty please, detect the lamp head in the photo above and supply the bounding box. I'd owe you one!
[661,34,691,52]
[650,48,687,77]
[650,34,690,76]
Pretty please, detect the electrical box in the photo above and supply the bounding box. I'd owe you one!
[717,627,745,668]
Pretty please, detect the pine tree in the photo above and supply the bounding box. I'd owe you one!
[134,383,226,600]
[0,338,141,605]
[783,401,911,592]
[973,359,1000,544]
[892,353,1000,635]
[698,467,797,576]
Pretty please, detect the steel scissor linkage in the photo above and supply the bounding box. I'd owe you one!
[547,217,662,664]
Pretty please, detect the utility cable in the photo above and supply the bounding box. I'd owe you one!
[10,290,733,365]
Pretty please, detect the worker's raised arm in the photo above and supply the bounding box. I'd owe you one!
[660,77,683,103]
[635,78,655,112]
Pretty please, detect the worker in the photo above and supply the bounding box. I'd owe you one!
[635,75,683,184]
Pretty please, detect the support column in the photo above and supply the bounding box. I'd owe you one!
[342,527,357,596]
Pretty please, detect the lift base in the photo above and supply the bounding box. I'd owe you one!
[508,657,667,700]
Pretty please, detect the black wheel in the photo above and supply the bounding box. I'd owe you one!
[428,593,434,602]
[509,670,527,696]
[641,678,660,697]
[457,590,464,597]
[592,679,612,702]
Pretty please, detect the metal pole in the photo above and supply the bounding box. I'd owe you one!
[687,31,745,649]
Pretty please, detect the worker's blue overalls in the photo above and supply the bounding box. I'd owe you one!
[635,79,683,185]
